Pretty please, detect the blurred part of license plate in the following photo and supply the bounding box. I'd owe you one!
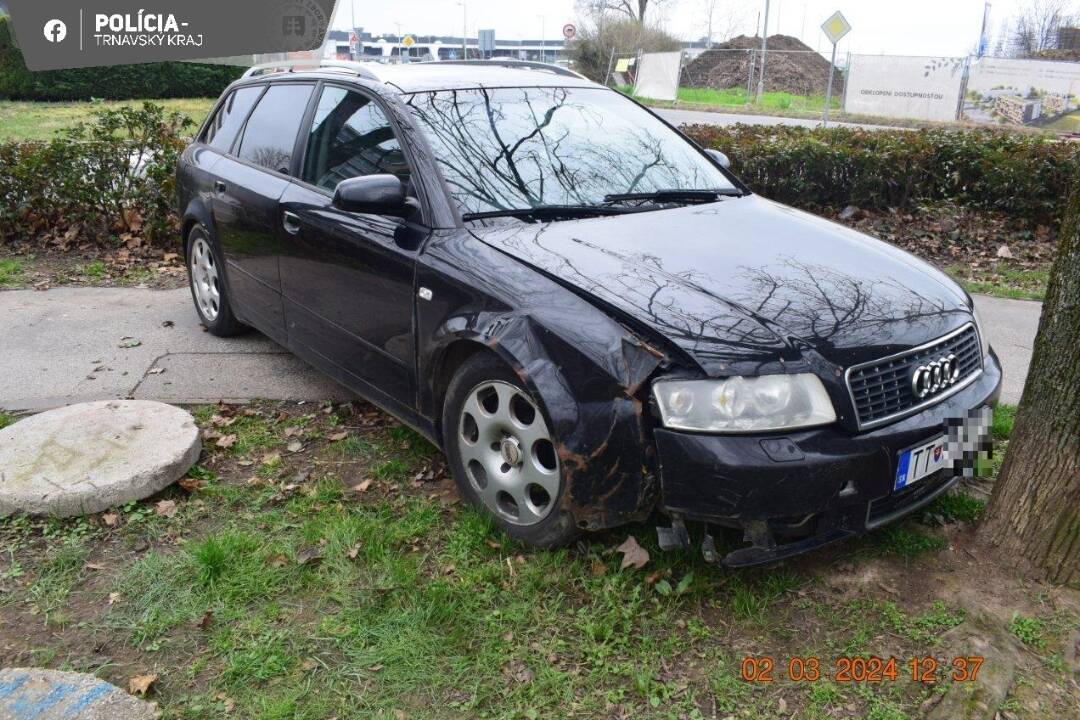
[895,435,947,491]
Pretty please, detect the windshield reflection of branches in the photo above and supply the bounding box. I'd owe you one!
[407,88,713,215]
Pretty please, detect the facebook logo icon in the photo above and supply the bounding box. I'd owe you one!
[44,19,67,43]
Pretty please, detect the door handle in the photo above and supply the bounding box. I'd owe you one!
[214,180,227,194]
[282,211,301,235]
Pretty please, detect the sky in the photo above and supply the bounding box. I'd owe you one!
[329,0,1076,58]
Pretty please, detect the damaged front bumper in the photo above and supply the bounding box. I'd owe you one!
[654,351,1003,567]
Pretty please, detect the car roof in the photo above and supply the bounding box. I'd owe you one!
[242,61,600,94]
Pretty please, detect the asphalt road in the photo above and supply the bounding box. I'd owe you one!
[0,287,1039,413]
[655,107,896,131]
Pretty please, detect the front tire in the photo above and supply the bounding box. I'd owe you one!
[442,353,579,548]
[186,224,244,337]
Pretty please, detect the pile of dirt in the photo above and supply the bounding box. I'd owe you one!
[681,34,843,96]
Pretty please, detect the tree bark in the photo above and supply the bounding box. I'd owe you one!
[980,184,1080,587]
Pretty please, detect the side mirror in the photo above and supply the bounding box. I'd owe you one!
[333,175,417,218]
[705,148,731,169]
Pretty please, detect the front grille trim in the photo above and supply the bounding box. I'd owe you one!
[845,323,983,431]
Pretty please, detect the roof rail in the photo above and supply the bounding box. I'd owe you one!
[421,59,587,80]
[242,59,383,81]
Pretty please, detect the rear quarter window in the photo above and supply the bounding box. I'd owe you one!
[203,85,263,153]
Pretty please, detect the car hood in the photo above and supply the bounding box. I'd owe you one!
[470,195,972,377]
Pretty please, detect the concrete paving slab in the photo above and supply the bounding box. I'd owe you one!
[133,352,347,404]
[0,668,157,719]
[972,295,1041,407]
[0,286,1040,412]
[0,287,348,412]
[0,400,200,517]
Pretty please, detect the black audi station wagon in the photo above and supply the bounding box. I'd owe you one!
[177,59,1001,565]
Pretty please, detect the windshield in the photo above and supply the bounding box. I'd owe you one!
[404,86,738,218]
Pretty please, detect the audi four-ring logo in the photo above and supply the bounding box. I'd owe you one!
[911,353,960,398]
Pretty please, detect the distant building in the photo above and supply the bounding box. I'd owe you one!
[994,95,1042,124]
[1058,26,1080,50]
[1041,93,1069,117]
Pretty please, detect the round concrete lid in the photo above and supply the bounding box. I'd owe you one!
[0,400,201,518]
[0,668,158,719]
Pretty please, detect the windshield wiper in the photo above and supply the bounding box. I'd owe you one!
[602,188,742,204]
[461,205,636,222]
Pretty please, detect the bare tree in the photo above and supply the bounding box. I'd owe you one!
[698,0,747,47]
[1004,0,1078,56]
[578,0,678,25]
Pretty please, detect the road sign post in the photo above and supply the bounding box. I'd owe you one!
[820,11,851,128]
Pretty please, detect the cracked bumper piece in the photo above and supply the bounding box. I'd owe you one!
[654,353,1002,567]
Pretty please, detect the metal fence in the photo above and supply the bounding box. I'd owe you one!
[610,45,1080,134]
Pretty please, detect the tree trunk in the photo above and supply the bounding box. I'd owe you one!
[980,184,1080,587]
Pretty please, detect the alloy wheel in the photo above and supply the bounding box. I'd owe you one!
[190,235,220,322]
[457,381,561,526]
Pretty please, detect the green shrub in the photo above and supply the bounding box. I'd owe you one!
[681,123,1080,228]
[0,18,242,100]
[0,102,192,246]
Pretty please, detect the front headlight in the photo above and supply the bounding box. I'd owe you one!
[652,374,836,433]
[971,305,991,358]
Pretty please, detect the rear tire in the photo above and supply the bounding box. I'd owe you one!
[185,224,245,337]
[442,353,579,548]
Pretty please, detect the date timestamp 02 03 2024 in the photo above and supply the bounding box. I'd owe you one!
[740,656,985,684]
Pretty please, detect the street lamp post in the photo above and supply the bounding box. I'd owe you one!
[538,15,545,64]
[756,0,770,103]
[457,2,467,58]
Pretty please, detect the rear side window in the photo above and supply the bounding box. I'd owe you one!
[301,86,409,191]
[236,83,315,174]
[204,86,262,152]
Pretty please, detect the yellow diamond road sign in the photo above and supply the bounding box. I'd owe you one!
[821,11,851,45]
[402,35,416,48]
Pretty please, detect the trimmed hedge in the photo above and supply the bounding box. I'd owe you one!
[682,124,1080,228]
[0,18,242,100]
[0,103,192,246]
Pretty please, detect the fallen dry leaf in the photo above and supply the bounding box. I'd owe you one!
[354,479,373,493]
[616,536,650,570]
[154,499,178,518]
[328,431,349,442]
[128,673,157,696]
[197,610,214,630]
[287,441,303,453]
[346,543,362,560]
[284,426,302,437]
[178,477,205,492]
[101,511,120,528]
[108,592,122,605]
[216,434,238,449]
[295,546,323,567]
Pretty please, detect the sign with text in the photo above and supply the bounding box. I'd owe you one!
[844,54,965,122]
[4,0,338,70]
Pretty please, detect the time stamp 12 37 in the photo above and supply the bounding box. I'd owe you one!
[740,656,985,683]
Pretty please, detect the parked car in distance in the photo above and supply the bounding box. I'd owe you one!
[177,59,1001,565]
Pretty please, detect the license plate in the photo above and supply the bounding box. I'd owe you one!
[895,435,948,491]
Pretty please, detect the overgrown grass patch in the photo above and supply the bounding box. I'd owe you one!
[948,264,1049,301]
[0,257,24,287]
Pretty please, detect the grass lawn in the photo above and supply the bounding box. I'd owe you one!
[946,265,1050,302]
[0,98,216,141]
[676,87,841,113]
[1,401,1076,719]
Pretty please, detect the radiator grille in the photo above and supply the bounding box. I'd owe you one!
[847,325,982,429]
